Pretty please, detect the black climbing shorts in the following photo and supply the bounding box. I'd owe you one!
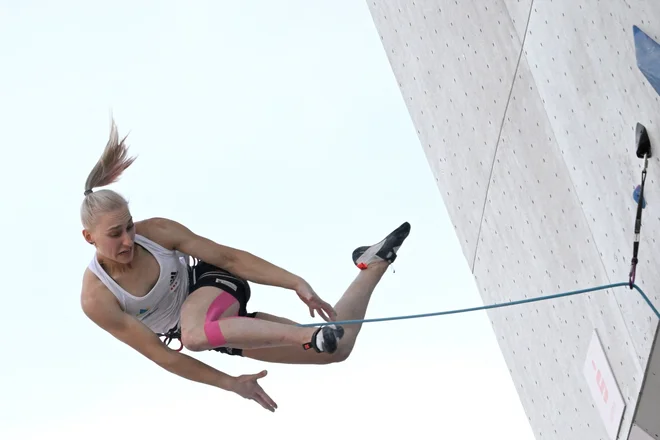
[188,260,257,357]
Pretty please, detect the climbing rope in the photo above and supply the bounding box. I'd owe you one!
[298,282,659,328]
[310,123,660,327]
[309,123,660,332]
[300,123,656,329]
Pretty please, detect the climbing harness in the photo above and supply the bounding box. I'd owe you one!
[629,123,652,288]
[157,327,184,351]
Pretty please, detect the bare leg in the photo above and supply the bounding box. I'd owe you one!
[182,221,409,361]
[180,288,317,352]
[242,261,389,364]
[325,261,388,350]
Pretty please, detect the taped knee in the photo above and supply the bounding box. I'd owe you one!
[203,293,238,347]
[204,320,227,347]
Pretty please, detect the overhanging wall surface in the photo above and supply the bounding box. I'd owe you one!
[365,1,660,439]
[367,1,522,265]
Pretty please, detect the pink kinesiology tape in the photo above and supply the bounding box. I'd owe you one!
[203,293,238,347]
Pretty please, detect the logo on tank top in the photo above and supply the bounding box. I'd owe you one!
[169,271,180,292]
[136,308,155,320]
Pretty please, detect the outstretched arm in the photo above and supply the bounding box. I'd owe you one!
[137,217,337,321]
[80,275,277,411]
[81,276,236,389]
[141,217,304,290]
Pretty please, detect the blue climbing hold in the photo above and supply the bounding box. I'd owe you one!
[633,184,647,208]
[633,25,660,97]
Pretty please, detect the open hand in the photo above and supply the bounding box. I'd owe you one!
[295,279,337,322]
[232,370,277,412]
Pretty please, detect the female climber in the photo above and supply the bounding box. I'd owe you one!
[79,120,411,413]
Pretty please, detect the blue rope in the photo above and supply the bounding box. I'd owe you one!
[297,281,659,327]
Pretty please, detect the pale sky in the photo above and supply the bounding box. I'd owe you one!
[1,1,534,439]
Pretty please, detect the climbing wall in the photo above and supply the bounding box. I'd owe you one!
[365,1,660,439]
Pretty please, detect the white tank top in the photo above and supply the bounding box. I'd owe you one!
[87,234,191,334]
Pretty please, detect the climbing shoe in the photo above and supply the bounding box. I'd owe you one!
[352,221,411,270]
[303,324,345,354]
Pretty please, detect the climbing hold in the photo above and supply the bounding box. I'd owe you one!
[634,25,660,98]
[633,185,647,208]
[636,122,652,159]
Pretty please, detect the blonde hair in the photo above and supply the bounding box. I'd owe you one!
[80,119,137,230]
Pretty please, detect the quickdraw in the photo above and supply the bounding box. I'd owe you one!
[629,122,652,289]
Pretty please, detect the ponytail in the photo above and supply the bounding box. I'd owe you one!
[80,118,136,230]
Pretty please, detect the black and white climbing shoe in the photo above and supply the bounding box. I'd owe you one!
[303,324,345,354]
[352,222,411,270]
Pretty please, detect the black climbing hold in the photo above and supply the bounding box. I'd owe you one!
[636,122,651,159]
[633,25,660,98]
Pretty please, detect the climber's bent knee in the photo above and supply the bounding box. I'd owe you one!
[203,292,237,346]
[181,260,257,353]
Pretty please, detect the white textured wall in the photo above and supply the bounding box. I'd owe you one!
[365,1,660,439]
